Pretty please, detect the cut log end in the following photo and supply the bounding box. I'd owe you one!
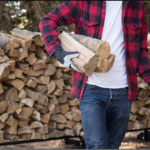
[95,54,115,73]
[98,41,110,59]
[81,55,98,76]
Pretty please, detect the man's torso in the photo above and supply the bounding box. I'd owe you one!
[71,1,146,100]
[87,1,128,88]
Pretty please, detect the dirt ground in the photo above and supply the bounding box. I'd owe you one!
[0,131,150,149]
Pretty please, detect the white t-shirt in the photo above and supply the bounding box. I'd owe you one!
[87,1,128,88]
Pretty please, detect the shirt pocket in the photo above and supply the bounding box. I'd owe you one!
[79,16,100,37]
[125,22,142,44]
[126,23,142,34]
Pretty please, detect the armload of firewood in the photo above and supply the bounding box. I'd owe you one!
[59,31,115,76]
[0,28,150,144]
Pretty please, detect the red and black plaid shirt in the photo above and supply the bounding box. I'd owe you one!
[39,1,150,100]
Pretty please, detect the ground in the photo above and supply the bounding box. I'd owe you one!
[0,131,150,149]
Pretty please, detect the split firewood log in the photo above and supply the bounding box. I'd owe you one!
[69,33,110,59]
[7,60,15,72]
[35,124,48,134]
[137,88,149,100]
[6,101,19,114]
[0,63,10,80]
[0,32,32,49]
[17,118,31,127]
[34,85,47,94]
[0,55,9,63]
[50,114,67,123]
[35,47,50,63]
[4,133,19,142]
[41,129,65,139]
[0,34,20,52]
[44,64,56,76]
[2,118,17,135]
[5,115,15,127]
[34,32,44,46]
[0,101,8,115]
[27,68,43,77]
[30,132,41,140]
[0,47,5,56]
[127,121,133,130]
[133,120,144,130]
[5,79,25,91]
[73,122,83,136]
[26,52,37,65]
[0,113,9,123]
[10,28,40,42]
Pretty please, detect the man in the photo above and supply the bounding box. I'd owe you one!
[39,1,150,149]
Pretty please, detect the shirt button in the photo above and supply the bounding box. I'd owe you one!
[103,12,105,14]
[101,24,103,26]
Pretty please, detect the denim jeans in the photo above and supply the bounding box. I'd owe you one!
[79,84,132,149]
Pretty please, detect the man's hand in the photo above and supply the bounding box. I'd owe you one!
[52,49,82,72]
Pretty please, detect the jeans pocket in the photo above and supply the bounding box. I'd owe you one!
[122,87,128,92]
[85,84,96,90]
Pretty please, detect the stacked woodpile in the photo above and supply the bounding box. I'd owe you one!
[0,28,83,143]
[127,75,150,130]
[127,34,150,130]
[0,28,150,144]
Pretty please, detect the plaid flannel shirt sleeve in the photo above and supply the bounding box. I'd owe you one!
[39,1,78,56]
[137,3,150,86]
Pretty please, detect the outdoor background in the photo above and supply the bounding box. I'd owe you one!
[0,1,150,149]
[1,1,150,34]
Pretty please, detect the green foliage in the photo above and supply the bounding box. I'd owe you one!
[2,85,11,90]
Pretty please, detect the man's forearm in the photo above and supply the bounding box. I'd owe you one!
[39,1,78,56]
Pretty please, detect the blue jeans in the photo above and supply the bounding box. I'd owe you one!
[79,84,132,149]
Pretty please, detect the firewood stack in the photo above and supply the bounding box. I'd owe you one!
[0,28,150,144]
[0,28,83,143]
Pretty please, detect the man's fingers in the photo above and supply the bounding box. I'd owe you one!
[63,52,79,68]
[65,53,79,60]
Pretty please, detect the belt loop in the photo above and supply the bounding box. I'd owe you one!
[109,89,112,101]
[107,89,112,107]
